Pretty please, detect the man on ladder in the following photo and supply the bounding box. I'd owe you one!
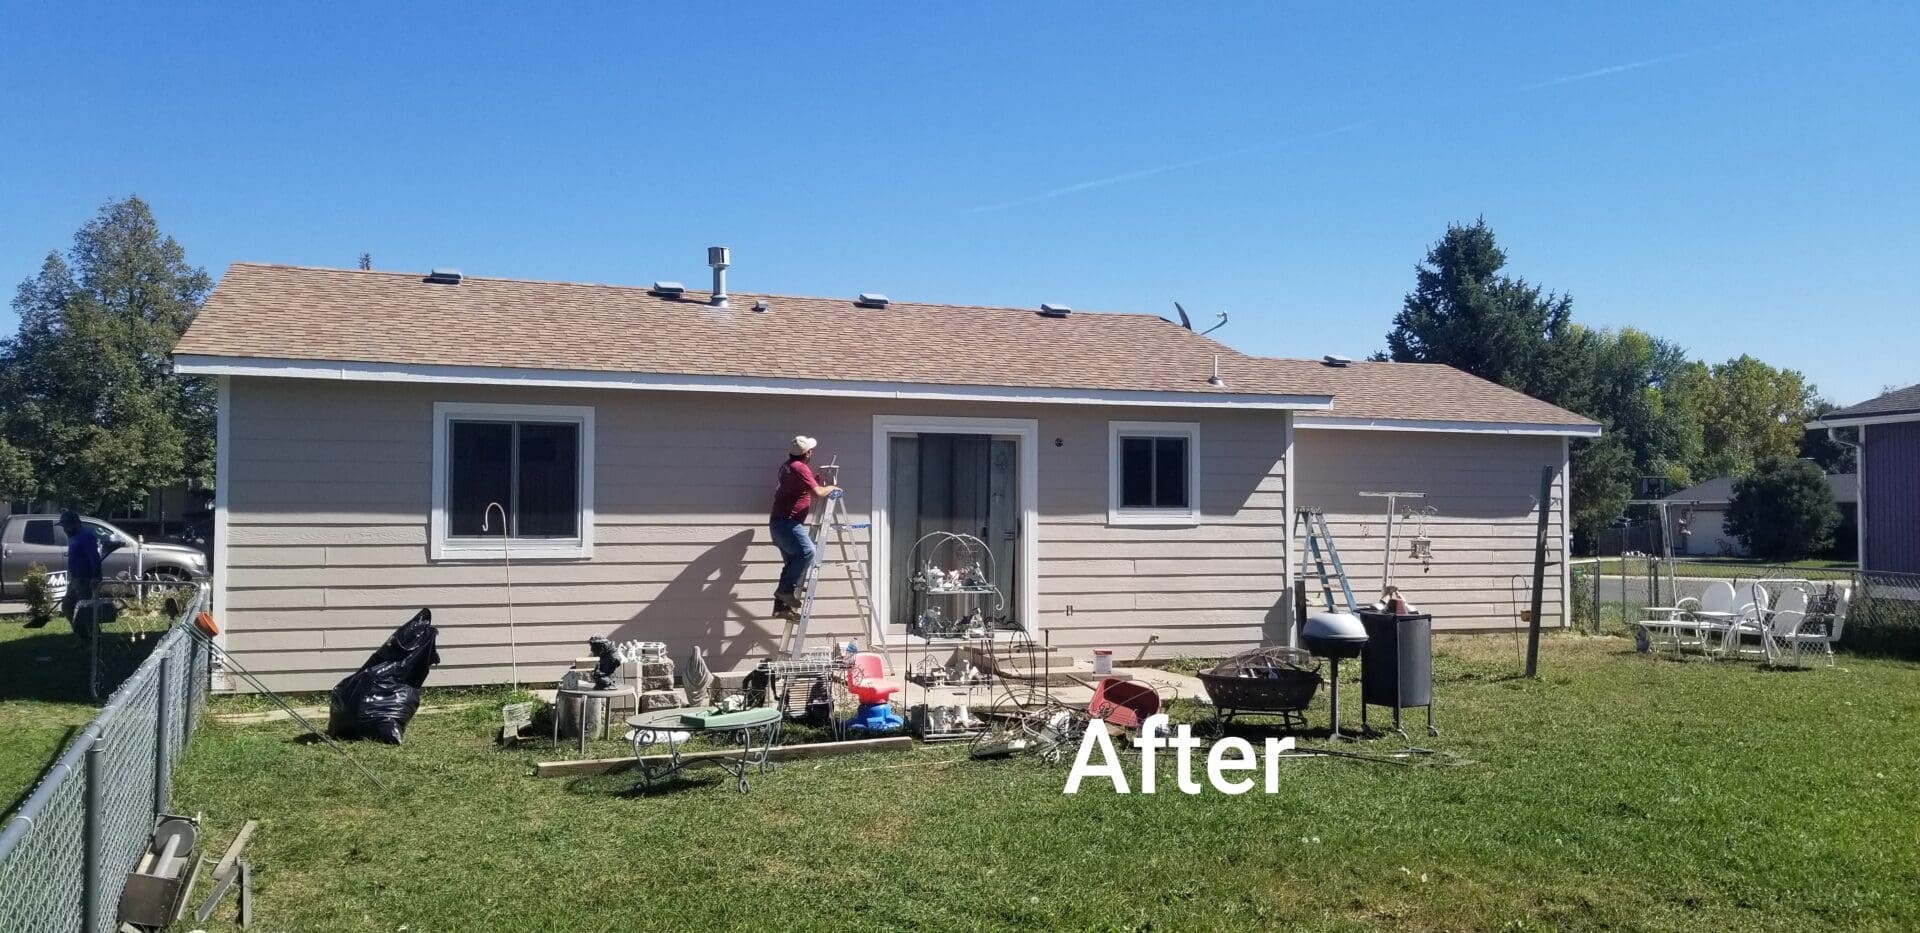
[769,435,840,622]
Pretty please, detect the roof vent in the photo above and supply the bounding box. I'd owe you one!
[855,293,889,309]
[707,246,730,308]
[1322,354,1353,368]
[753,299,769,313]
[1038,303,1073,318]
[424,268,463,285]
[650,281,687,298]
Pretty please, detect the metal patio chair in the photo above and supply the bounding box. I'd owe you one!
[1769,583,1851,668]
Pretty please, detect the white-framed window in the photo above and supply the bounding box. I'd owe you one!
[431,402,595,560]
[1108,421,1201,526]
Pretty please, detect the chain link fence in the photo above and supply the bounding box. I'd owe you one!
[1576,556,1920,658]
[0,584,211,932]
[88,575,203,701]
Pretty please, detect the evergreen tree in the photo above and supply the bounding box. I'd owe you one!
[1724,456,1840,562]
[0,197,213,511]
[1384,219,1581,403]
[1798,399,1857,474]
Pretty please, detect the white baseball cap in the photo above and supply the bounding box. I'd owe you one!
[789,435,818,456]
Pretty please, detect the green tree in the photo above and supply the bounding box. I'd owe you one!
[0,197,213,511]
[1799,400,1858,474]
[1569,435,1634,552]
[1724,456,1840,562]
[1385,219,1585,404]
[1584,327,1702,491]
[1692,355,1815,480]
[0,437,33,500]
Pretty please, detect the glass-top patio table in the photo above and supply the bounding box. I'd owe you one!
[626,706,782,793]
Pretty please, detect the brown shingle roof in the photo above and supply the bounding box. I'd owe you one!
[1250,358,1599,428]
[174,263,1594,428]
[1821,383,1920,420]
[175,264,1327,403]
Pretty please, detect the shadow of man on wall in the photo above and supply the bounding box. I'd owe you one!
[612,529,781,670]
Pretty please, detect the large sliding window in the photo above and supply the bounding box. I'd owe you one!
[432,403,594,559]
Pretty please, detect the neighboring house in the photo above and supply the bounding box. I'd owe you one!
[173,261,1597,691]
[1661,474,1858,558]
[1814,385,1920,574]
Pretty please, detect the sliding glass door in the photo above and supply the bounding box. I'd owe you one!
[886,432,1021,629]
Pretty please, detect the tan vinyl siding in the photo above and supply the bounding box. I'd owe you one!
[222,378,1291,690]
[1293,429,1568,631]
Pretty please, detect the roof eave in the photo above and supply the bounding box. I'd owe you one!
[1294,415,1602,437]
[1810,411,1920,429]
[171,353,1335,412]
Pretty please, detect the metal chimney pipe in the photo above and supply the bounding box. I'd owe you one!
[707,246,730,308]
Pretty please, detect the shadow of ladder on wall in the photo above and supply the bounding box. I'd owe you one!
[780,460,882,659]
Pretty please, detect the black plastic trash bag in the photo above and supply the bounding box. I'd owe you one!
[327,608,441,744]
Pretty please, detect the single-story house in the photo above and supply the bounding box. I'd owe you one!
[1661,474,1858,558]
[1813,384,1920,574]
[172,260,1597,691]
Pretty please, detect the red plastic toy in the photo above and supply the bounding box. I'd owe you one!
[846,652,900,705]
[1087,677,1161,730]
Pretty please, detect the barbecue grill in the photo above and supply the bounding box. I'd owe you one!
[1301,611,1367,740]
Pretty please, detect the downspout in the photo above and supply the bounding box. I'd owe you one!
[1827,423,1864,566]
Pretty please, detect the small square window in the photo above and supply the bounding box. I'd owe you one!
[1109,422,1200,525]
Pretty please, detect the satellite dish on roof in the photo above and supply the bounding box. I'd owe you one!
[1173,301,1228,336]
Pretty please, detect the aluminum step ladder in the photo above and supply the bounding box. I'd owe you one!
[780,460,880,658]
[1295,508,1358,613]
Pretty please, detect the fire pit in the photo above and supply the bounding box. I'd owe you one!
[1197,646,1323,732]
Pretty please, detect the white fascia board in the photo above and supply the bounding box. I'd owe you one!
[1809,412,1920,429]
[172,355,1334,412]
[1296,415,1602,437]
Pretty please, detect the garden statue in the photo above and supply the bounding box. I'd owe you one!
[588,635,622,690]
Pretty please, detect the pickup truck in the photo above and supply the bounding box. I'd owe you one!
[0,514,210,598]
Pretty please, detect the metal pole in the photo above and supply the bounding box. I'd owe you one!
[1592,563,1602,636]
[156,651,174,816]
[1524,466,1554,677]
[88,578,100,701]
[83,738,105,933]
[1383,505,1396,591]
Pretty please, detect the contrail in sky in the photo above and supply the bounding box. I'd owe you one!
[1521,46,1724,91]
[967,121,1373,214]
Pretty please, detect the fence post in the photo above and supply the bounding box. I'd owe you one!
[1591,565,1601,635]
[156,651,174,817]
[83,737,105,933]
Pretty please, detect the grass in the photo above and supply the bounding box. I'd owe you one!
[1588,557,1856,579]
[1,608,175,815]
[163,634,1920,932]
[0,612,103,815]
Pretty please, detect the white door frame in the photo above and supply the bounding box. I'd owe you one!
[869,414,1041,646]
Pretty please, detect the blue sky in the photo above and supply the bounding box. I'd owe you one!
[2,3,1914,405]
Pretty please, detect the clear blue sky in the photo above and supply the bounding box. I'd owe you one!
[3,3,1914,405]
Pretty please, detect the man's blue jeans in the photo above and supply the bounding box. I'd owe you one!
[769,517,816,604]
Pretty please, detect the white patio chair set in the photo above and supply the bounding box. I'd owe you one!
[1636,579,1851,668]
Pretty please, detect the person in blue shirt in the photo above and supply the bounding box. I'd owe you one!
[58,511,114,638]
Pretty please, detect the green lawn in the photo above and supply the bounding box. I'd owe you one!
[167,634,1920,932]
[0,612,103,815]
[1588,557,1856,579]
[2,609,173,816]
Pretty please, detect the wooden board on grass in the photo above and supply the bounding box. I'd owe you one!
[533,736,913,777]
